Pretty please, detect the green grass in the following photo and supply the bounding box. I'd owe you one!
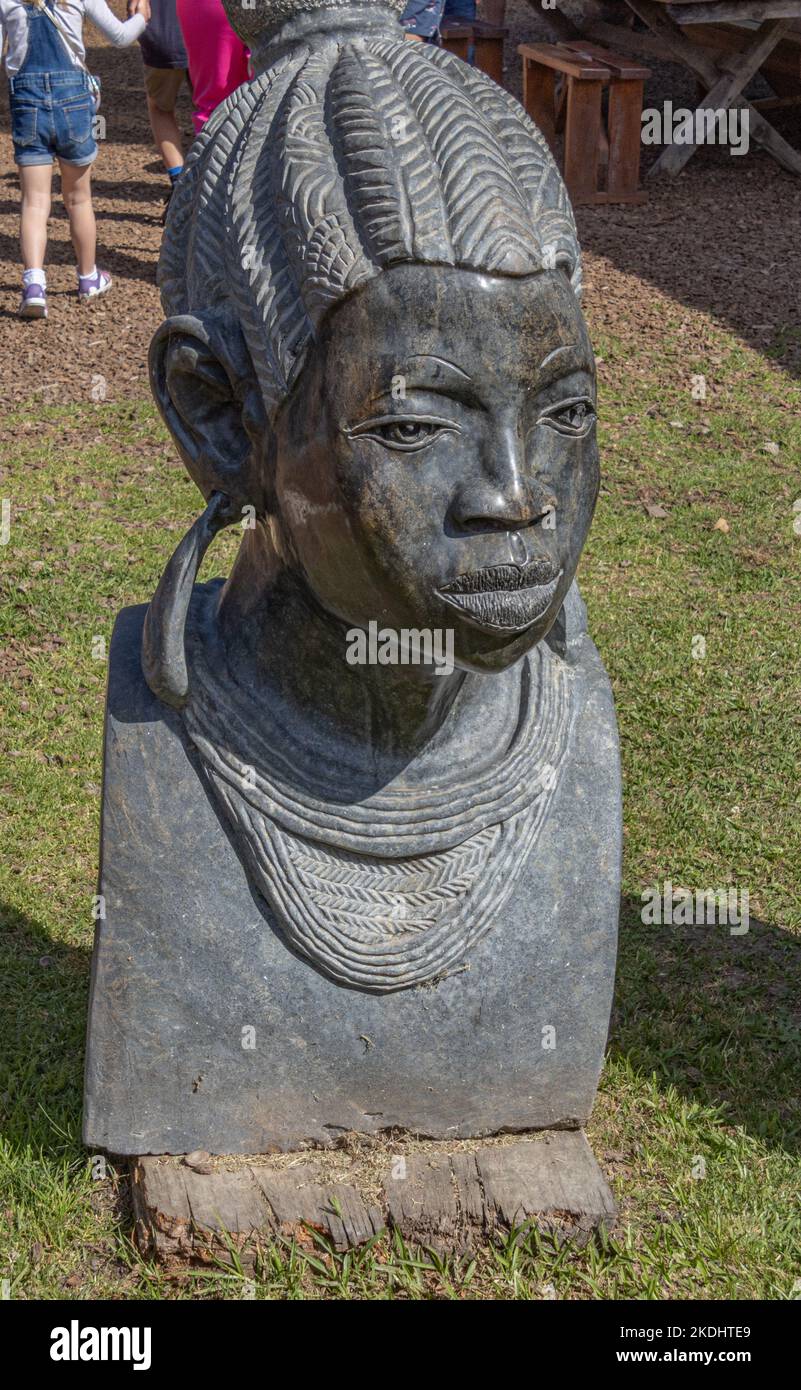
[1,316,800,1298]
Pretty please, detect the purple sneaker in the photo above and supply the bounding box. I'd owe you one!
[18,282,47,320]
[78,269,113,304]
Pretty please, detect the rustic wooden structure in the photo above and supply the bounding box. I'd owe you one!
[520,40,651,203]
[441,16,507,84]
[535,0,801,176]
[131,1132,617,1267]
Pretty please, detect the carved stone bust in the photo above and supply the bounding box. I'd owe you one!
[84,0,621,1156]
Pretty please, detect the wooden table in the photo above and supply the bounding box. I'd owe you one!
[529,0,801,176]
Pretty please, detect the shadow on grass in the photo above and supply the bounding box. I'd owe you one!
[1,894,799,1165]
[0,900,89,1155]
[613,894,801,1154]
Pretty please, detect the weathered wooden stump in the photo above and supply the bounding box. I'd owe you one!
[131,1131,616,1268]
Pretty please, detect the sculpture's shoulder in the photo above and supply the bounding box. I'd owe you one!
[104,603,190,787]
[107,603,156,723]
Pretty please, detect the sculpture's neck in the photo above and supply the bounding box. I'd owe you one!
[213,534,517,769]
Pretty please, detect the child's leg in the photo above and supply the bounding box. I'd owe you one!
[177,0,250,133]
[19,164,52,272]
[59,161,96,277]
[144,67,185,175]
[147,98,184,172]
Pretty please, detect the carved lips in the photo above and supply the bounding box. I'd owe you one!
[437,560,562,633]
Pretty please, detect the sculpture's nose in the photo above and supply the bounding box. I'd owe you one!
[450,425,550,533]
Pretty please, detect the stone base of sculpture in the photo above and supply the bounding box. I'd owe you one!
[83,597,621,1157]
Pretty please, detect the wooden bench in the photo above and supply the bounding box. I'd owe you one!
[519,41,651,205]
[441,18,507,86]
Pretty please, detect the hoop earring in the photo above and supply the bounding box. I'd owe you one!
[142,491,237,709]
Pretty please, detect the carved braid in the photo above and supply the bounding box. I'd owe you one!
[327,46,453,265]
[274,46,374,323]
[368,40,542,274]
[228,54,313,403]
[423,45,582,296]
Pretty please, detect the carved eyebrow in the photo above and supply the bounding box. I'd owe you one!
[532,343,593,390]
[404,355,473,382]
[369,355,480,406]
[539,344,580,371]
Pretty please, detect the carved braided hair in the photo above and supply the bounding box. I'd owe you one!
[158,0,581,420]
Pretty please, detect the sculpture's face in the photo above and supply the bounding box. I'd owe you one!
[275,264,598,672]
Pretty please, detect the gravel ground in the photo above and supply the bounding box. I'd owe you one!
[0,1,799,407]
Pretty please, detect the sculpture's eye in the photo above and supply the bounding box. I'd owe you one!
[345,415,460,453]
[539,397,596,438]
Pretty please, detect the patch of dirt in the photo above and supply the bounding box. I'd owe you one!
[0,3,194,406]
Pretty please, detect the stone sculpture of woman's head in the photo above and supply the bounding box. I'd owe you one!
[146,0,599,703]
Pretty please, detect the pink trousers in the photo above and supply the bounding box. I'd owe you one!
[176,0,251,134]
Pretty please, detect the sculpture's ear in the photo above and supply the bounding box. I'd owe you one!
[149,313,274,513]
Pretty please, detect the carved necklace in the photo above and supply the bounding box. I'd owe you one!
[182,626,574,993]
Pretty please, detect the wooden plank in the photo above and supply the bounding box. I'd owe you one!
[181,1166,266,1236]
[131,1158,194,1262]
[449,1152,486,1226]
[474,35,505,85]
[713,101,801,167]
[563,39,652,79]
[132,1134,617,1264]
[476,1133,617,1228]
[670,2,801,20]
[253,1166,382,1251]
[613,1,801,174]
[518,41,612,80]
[681,21,801,70]
[625,0,726,77]
[440,19,507,38]
[442,35,470,62]
[577,17,694,63]
[385,1153,458,1243]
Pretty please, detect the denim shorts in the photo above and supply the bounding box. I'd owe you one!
[401,0,476,37]
[9,71,97,168]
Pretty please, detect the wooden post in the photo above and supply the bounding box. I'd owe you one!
[522,55,557,148]
[474,33,505,85]
[443,34,470,63]
[564,79,604,203]
[607,78,646,198]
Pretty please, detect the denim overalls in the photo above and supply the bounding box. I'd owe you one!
[9,2,97,167]
[401,0,477,41]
